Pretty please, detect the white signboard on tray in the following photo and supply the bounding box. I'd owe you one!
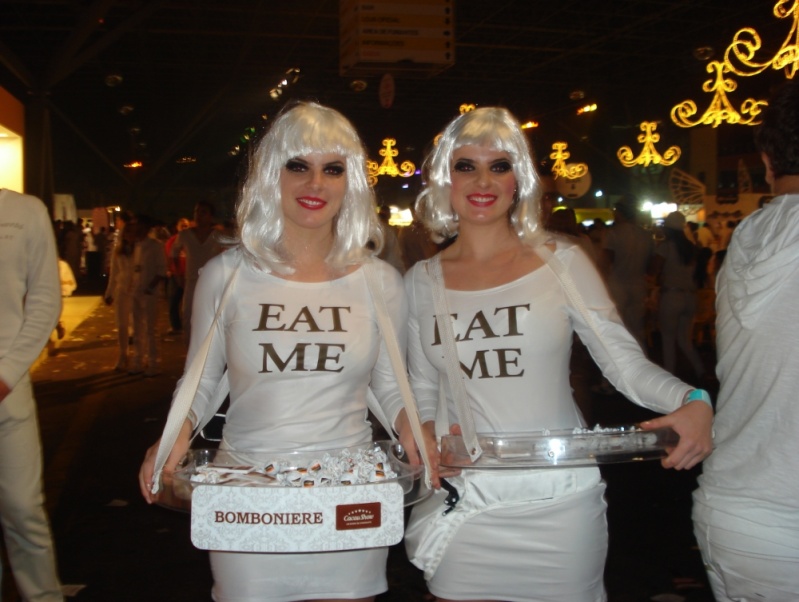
[191,481,405,552]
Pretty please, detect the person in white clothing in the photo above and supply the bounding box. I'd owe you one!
[171,201,222,345]
[130,215,167,376]
[692,80,799,602]
[0,188,64,601]
[139,102,411,602]
[398,108,714,602]
[104,222,137,372]
[651,211,706,381]
[602,196,655,350]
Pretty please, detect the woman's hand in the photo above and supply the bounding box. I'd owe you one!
[395,411,443,487]
[138,420,193,504]
[641,400,714,470]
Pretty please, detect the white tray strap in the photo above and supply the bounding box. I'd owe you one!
[427,256,482,461]
[363,261,434,488]
[150,262,240,494]
[533,243,636,397]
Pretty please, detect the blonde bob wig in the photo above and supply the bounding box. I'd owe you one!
[236,101,382,273]
[416,107,546,245]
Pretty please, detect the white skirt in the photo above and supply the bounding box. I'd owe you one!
[407,467,608,602]
[210,547,388,602]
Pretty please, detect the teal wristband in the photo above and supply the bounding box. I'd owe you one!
[684,388,713,410]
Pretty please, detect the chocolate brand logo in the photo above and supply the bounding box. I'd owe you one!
[336,502,381,531]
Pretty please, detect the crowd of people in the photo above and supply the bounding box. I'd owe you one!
[3,81,798,602]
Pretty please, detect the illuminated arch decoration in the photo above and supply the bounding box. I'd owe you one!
[724,0,799,79]
[669,168,707,206]
[670,60,767,128]
[550,142,588,179]
[459,103,476,114]
[617,121,681,167]
[367,138,416,186]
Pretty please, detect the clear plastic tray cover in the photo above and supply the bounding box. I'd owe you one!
[440,425,680,469]
[155,440,430,512]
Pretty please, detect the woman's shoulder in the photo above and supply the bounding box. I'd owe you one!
[368,257,405,289]
[404,255,435,282]
[200,246,241,277]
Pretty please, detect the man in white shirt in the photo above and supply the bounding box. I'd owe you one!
[693,80,799,602]
[0,189,64,601]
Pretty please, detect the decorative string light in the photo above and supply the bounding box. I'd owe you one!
[549,142,588,179]
[724,1,799,79]
[617,121,681,167]
[459,103,476,113]
[367,138,416,186]
[669,1,799,128]
[670,60,767,127]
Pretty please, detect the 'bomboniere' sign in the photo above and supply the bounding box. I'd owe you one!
[190,482,404,552]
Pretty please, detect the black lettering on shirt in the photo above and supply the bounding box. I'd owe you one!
[253,304,351,332]
[259,343,346,373]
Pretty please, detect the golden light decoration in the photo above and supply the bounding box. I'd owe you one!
[724,0,799,79]
[459,103,476,114]
[670,60,767,128]
[577,103,597,115]
[617,121,681,167]
[550,142,588,180]
[520,121,539,129]
[367,138,416,186]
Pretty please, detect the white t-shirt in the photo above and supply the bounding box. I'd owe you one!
[172,228,222,283]
[183,248,407,452]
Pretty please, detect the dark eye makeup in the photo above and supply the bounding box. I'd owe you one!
[323,163,346,176]
[285,158,308,172]
[492,160,513,173]
[452,158,513,173]
[284,158,345,176]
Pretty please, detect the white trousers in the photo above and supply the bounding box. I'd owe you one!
[0,374,63,601]
[693,499,799,601]
[113,292,133,363]
[132,292,159,367]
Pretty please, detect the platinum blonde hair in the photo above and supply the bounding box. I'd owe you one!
[417,107,545,245]
[236,101,382,273]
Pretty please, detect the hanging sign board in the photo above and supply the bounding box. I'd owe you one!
[340,0,454,76]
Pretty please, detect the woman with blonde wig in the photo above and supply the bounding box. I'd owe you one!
[401,107,714,601]
[140,102,411,602]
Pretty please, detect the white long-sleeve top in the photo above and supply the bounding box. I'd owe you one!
[696,194,799,524]
[132,236,166,295]
[0,189,61,390]
[105,250,134,298]
[405,237,692,432]
[180,248,408,452]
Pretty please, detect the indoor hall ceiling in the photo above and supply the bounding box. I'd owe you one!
[0,0,788,206]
